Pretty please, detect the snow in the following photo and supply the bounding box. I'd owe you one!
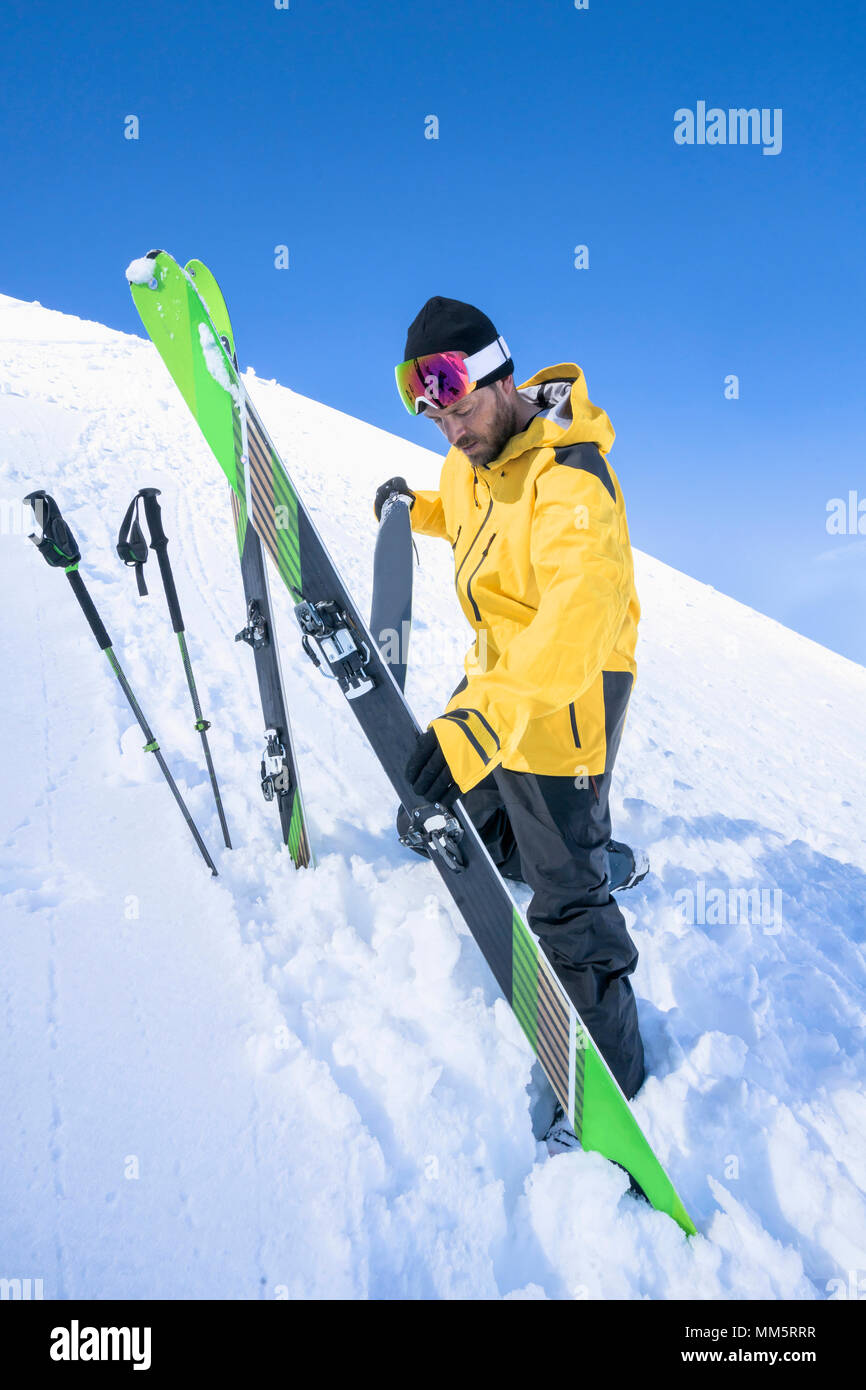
[0,290,864,1300]
[125,258,158,288]
[197,320,237,400]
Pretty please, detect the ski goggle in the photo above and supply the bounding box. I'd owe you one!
[395,336,510,415]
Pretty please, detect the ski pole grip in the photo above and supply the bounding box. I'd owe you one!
[141,489,184,633]
[24,490,81,568]
[139,488,167,546]
[66,568,112,650]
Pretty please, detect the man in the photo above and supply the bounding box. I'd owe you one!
[376,296,644,1100]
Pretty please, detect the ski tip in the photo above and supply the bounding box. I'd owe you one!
[126,255,160,289]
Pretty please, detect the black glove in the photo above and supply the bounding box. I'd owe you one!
[375,476,415,522]
[405,727,458,805]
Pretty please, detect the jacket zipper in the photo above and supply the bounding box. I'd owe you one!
[466,533,496,622]
[451,524,462,550]
[568,701,581,748]
[454,496,493,582]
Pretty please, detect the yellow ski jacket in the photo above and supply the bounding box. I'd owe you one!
[409,364,639,793]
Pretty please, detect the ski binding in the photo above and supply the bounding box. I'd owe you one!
[295,600,374,699]
[399,803,465,873]
[260,728,290,803]
[235,599,269,651]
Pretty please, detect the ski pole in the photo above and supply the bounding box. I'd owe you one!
[117,487,231,848]
[24,490,218,876]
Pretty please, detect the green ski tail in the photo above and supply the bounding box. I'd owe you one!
[286,789,310,871]
[511,910,694,1235]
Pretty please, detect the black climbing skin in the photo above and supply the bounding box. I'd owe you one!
[232,492,312,865]
[370,493,414,693]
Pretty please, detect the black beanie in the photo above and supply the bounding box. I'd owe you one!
[403,296,514,389]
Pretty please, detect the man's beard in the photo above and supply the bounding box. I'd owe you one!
[456,392,520,468]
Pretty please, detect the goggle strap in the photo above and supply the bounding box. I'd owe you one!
[463,335,510,384]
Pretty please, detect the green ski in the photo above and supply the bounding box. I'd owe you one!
[183,258,313,868]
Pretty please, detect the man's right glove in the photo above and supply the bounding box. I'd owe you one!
[405,727,458,806]
[374,476,415,522]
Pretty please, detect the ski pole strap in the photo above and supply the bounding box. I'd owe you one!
[116,488,184,631]
[116,493,150,596]
[66,567,112,650]
[24,490,81,568]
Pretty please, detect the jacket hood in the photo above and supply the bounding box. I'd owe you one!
[486,363,615,467]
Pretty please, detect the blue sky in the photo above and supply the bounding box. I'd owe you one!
[2,0,864,662]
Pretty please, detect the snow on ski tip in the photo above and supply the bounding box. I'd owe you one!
[125,257,159,287]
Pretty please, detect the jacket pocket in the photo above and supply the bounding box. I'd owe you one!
[568,701,581,748]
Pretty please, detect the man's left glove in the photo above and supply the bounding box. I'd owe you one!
[405,727,458,805]
[374,476,415,522]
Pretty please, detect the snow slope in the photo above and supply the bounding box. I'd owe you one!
[1,291,864,1300]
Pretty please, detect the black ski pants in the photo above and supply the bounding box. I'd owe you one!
[459,763,645,1099]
